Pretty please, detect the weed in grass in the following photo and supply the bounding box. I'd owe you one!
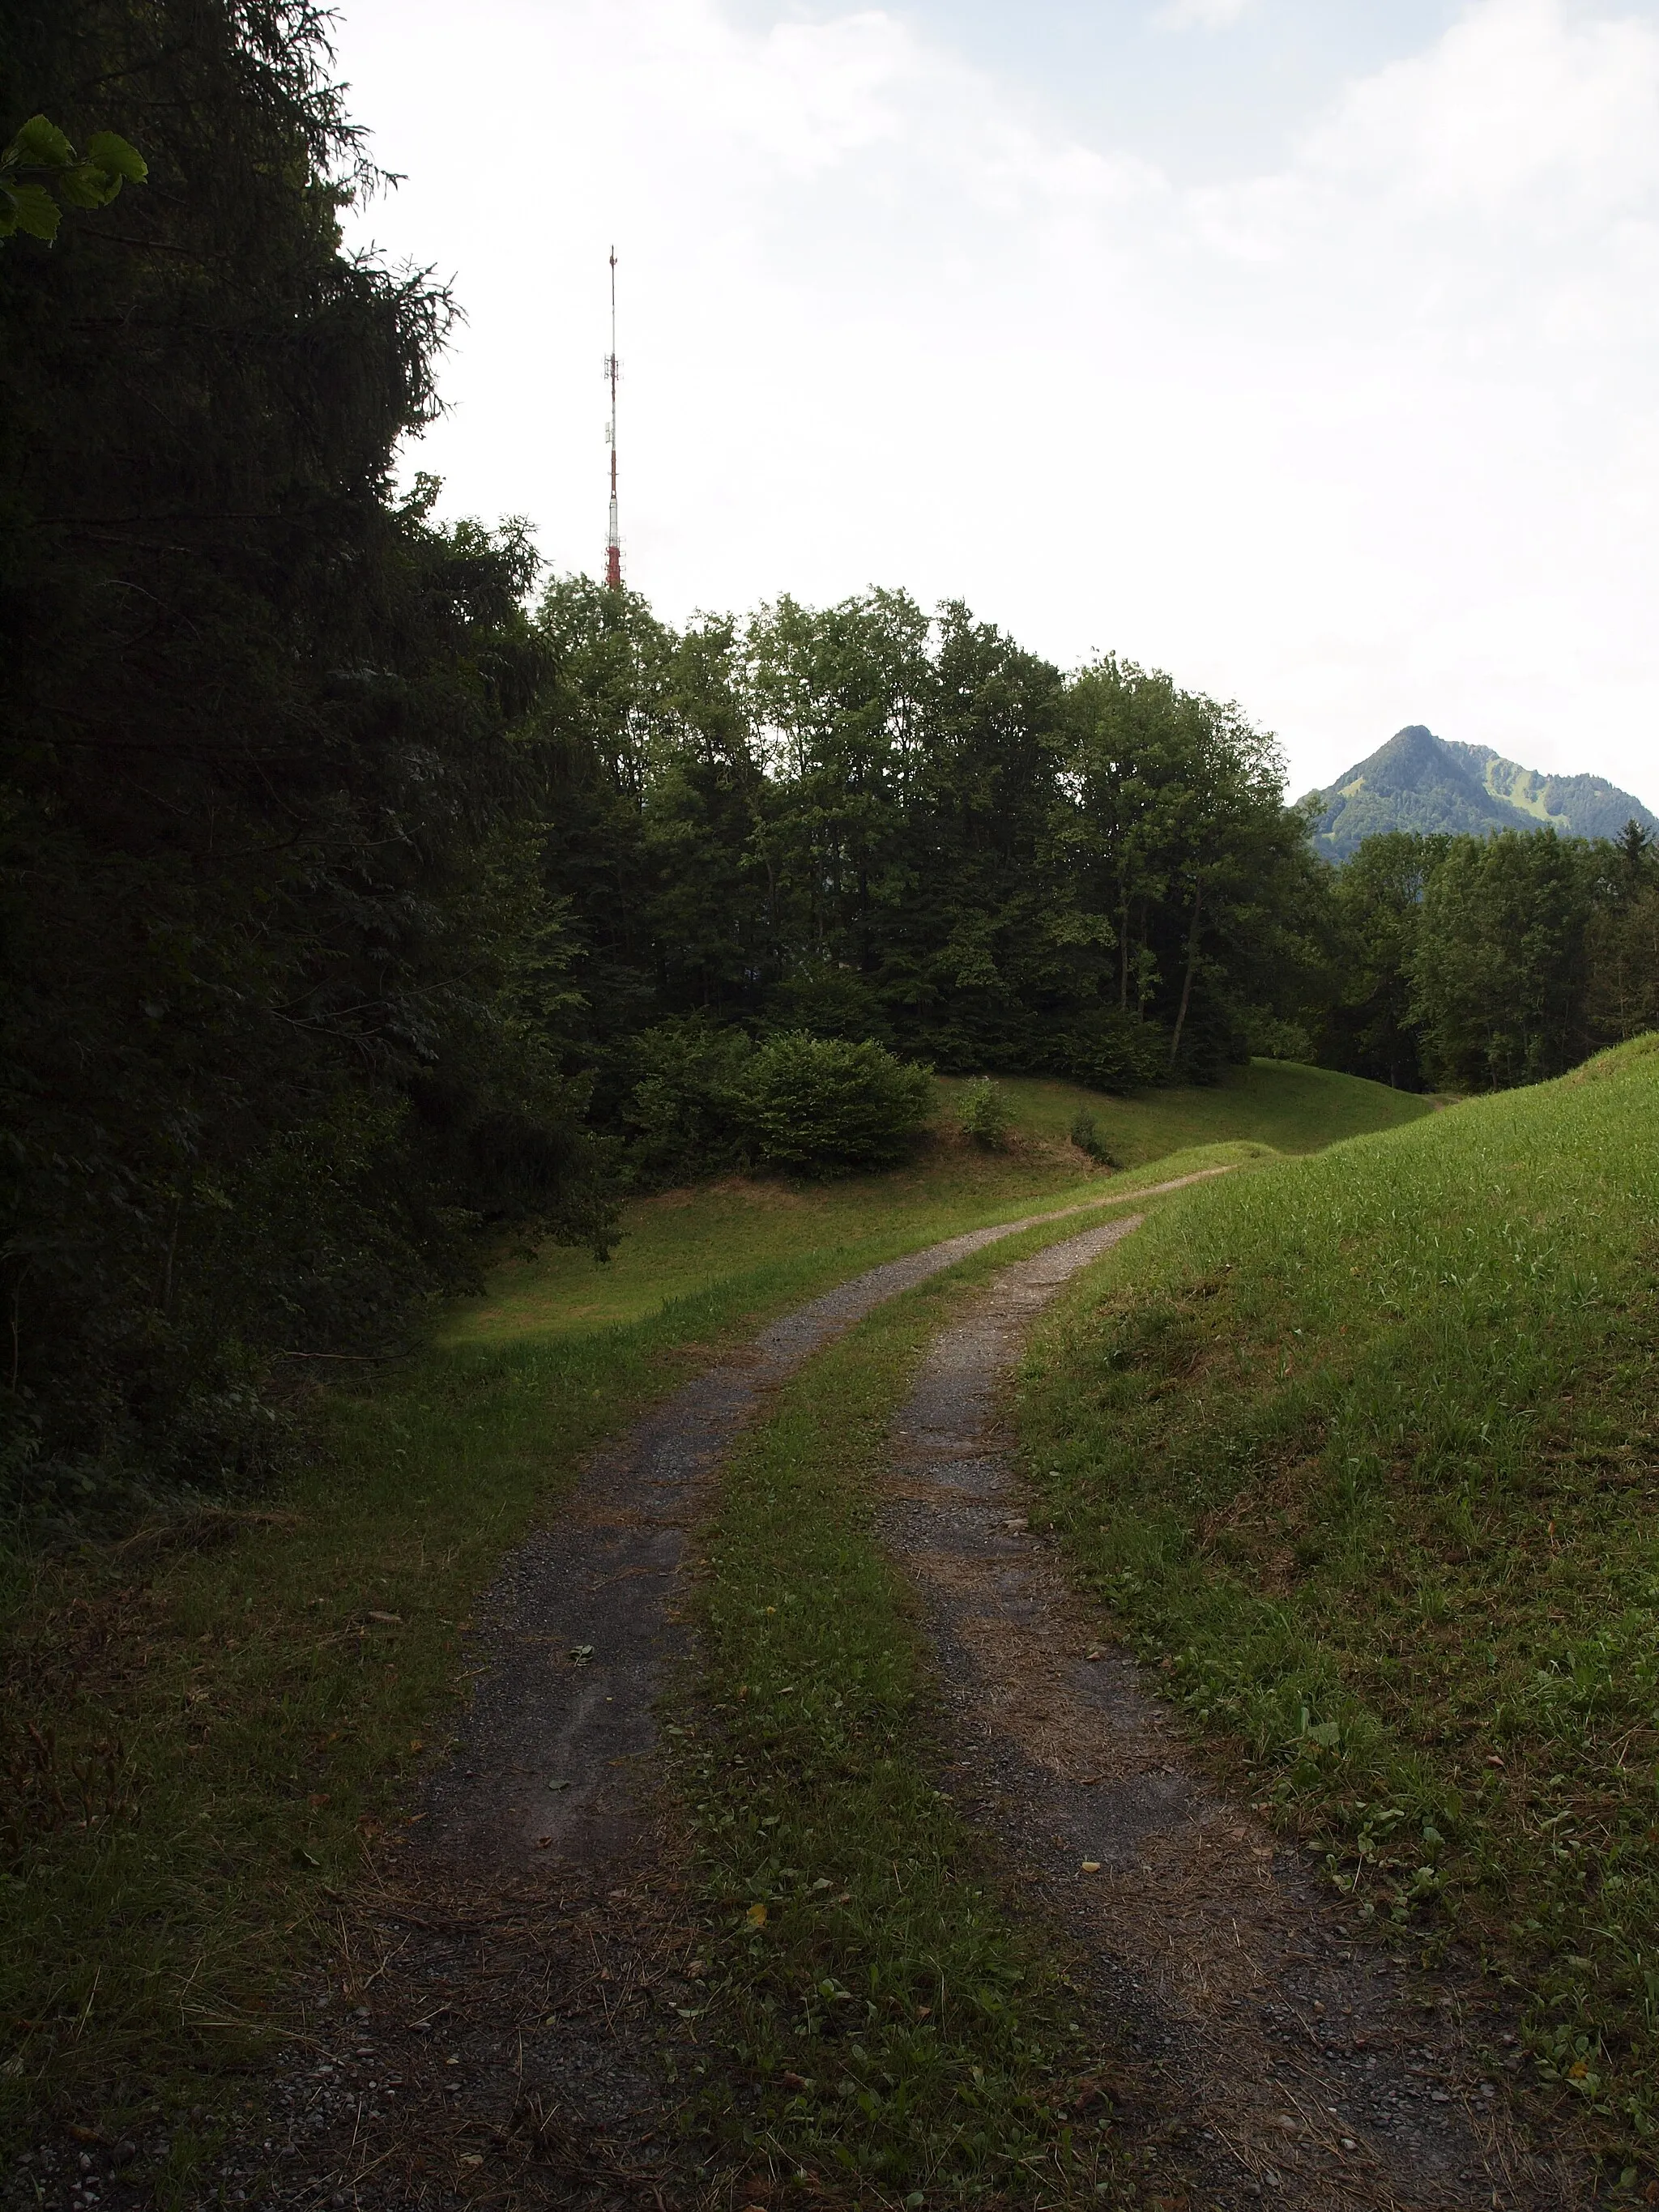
[1019,1035,1659,2162]
[957,1078,1017,1151]
[1068,1111,1120,1170]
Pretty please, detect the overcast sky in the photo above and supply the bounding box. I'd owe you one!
[331,0,1659,806]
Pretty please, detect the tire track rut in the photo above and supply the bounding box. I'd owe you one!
[188,1178,1229,2211]
[881,1220,1579,2212]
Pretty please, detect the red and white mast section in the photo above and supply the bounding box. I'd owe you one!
[603,245,622,590]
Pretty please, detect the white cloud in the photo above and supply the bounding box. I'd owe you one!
[1155,0,1257,30]
[331,0,1659,807]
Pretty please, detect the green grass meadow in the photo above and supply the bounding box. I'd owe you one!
[1019,1037,1659,2165]
[444,1059,1427,1349]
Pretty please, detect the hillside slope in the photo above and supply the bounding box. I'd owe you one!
[1309,723,1657,859]
[450,1059,1429,1345]
[1021,1037,1659,2150]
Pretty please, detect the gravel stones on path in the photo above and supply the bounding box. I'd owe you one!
[882,1218,1582,2212]
[148,1186,1205,2211]
[423,1187,1222,1894]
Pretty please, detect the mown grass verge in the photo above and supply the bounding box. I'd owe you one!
[1018,1038,1659,2176]
[673,1208,1204,2206]
[934,1060,1431,1173]
[0,1147,1255,2176]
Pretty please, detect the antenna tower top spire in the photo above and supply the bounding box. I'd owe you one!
[603,245,621,590]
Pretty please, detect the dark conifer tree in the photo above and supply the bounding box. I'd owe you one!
[1,1,612,1502]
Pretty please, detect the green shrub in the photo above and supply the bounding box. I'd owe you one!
[1239,1010,1314,1063]
[619,1019,754,1185]
[957,1077,1015,1150]
[1068,1110,1120,1169]
[741,1033,934,1176]
[1058,1008,1171,1092]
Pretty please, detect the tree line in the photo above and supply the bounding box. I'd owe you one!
[505,578,1659,1118]
[533,579,1324,1091]
[3,0,1653,1514]
[1324,823,1658,1094]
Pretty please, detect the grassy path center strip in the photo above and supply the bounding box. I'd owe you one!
[676,1210,1191,2206]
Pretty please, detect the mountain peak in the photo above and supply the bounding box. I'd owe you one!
[1309,727,1656,860]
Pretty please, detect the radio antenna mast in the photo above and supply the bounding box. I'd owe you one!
[603,246,622,590]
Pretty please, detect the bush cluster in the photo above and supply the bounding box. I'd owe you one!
[619,1023,934,1183]
[956,1079,1015,1150]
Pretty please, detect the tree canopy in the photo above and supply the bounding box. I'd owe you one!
[522,585,1326,1095]
[6,0,1651,1520]
[2,0,611,1507]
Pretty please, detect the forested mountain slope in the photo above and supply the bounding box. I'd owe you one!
[1309,724,1656,859]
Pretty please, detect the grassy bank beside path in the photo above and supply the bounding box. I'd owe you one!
[937,1059,1430,1171]
[1018,1038,1659,2172]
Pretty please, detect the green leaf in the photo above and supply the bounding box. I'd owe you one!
[55,163,120,211]
[83,131,147,184]
[7,181,62,241]
[6,114,75,170]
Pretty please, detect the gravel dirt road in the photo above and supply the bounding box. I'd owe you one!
[28,1168,1564,2212]
[156,1185,1223,2212]
[882,1218,1580,2212]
